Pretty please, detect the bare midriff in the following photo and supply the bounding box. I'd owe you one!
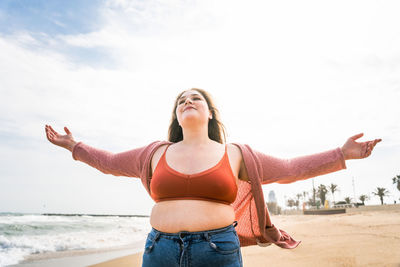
[150,199,235,233]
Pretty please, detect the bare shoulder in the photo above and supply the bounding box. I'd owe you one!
[153,143,169,157]
[226,143,242,159]
[227,143,249,181]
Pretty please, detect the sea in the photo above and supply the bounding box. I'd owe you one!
[0,213,150,266]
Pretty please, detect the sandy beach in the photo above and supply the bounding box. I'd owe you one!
[88,208,400,267]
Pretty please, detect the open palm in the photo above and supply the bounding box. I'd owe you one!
[341,133,382,160]
[45,125,75,150]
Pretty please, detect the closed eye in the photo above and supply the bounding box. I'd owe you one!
[178,97,201,105]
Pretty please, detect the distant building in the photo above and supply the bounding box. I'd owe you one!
[268,190,277,203]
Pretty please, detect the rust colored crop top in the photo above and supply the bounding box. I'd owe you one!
[150,144,238,205]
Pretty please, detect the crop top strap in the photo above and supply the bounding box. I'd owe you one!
[161,143,172,158]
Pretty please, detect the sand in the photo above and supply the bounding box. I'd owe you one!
[10,242,145,267]
[89,209,400,267]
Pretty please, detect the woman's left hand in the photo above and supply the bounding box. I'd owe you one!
[341,133,382,160]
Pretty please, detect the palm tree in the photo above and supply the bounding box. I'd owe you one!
[329,183,339,204]
[287,198,296,208]
[296,193,302,210]
[359,194,369,205]
[372,187,390,205]
[302,191,308,200]
[306,198,315,207]
[318,184,328,206]
[312,187,317,206]
[393,175,400,192]
[344,197,352,204]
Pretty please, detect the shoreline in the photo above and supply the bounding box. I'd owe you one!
[9,240,145,267]
[41,214,150,218]
[9,208,400,267]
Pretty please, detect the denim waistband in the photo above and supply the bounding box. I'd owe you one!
[150,221,238,241]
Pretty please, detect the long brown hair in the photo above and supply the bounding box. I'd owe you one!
[168,88,227,144]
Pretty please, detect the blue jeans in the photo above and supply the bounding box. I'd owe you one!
[142,221,243,267]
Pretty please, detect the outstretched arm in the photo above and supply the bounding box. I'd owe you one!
[45,124,148,178]
[241,133,382,185]
[270,133,381,184]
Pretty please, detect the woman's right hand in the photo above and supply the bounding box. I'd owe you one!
[45,124,77,152]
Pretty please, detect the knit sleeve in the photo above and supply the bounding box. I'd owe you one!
[254,147,347,184]
[72,141,153,178]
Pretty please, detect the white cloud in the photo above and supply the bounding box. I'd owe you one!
[1,0,400,213]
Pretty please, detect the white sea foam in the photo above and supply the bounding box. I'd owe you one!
[0,214,150,266]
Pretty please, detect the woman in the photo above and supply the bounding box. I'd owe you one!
[45,88,381,267]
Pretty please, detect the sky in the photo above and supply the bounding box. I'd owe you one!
[0,0,399,215]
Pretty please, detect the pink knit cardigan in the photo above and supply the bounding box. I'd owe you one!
[72,140,346,249]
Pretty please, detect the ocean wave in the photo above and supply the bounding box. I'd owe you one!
[0,214,150,266]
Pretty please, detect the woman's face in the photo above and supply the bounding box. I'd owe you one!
[175,90,212,127]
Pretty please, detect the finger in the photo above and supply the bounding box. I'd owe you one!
[370,140,379,149]
[64,127,71,135]
[369,139,381,147]
[45,130,52,141]
[350,133,364,141]
[49,125,58,135]
[45,126,55,142]
[47,125,53,134]
[371,143,375,150]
